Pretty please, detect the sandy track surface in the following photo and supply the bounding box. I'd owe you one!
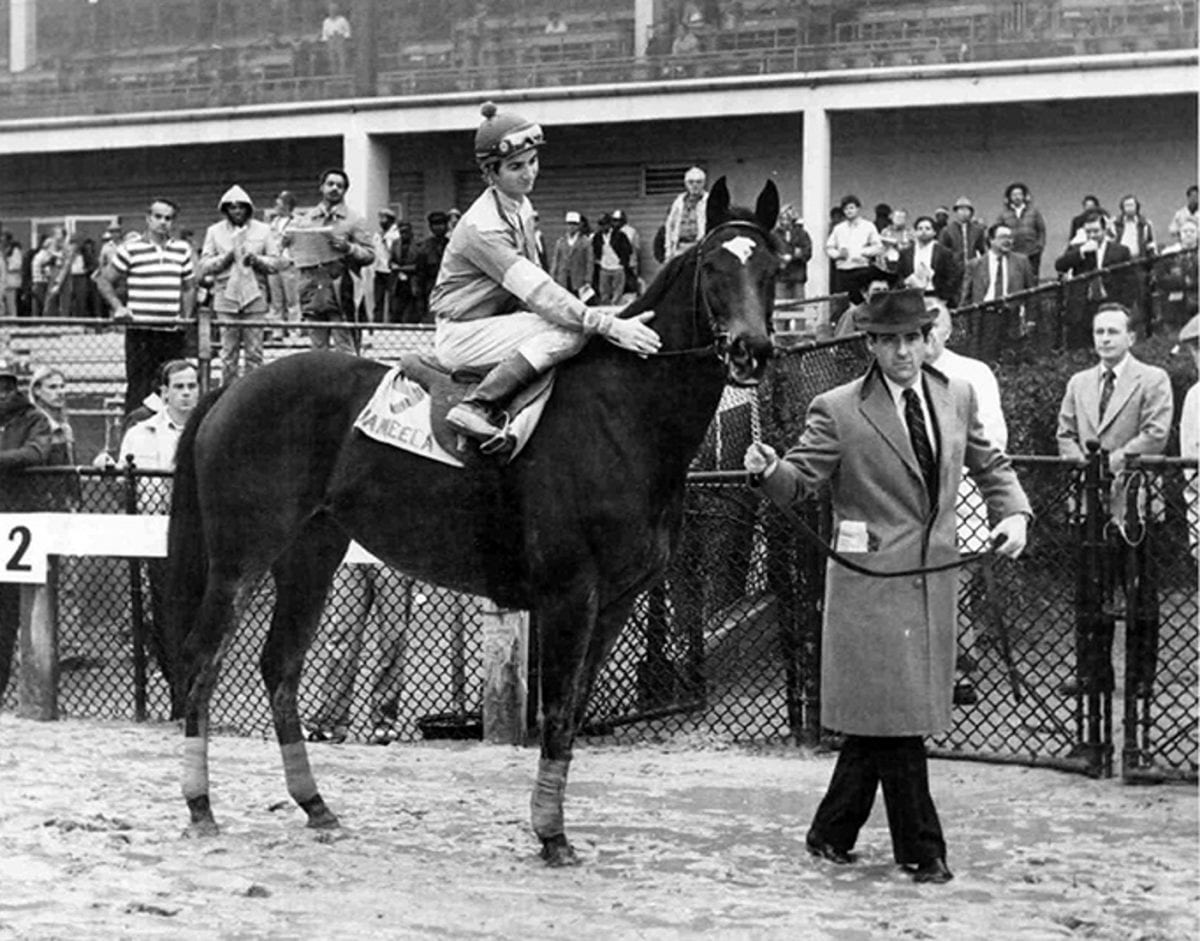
[0,716,1195,940]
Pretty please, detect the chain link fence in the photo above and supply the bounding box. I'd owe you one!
[1,286,1196,777]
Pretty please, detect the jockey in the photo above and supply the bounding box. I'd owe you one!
[433,102,660,447]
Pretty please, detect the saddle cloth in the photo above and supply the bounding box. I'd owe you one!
[353,353,555,467]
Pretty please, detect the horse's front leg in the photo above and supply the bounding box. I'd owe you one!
[531,584,639,866]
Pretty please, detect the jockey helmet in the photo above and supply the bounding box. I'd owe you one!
[474,101,544,167]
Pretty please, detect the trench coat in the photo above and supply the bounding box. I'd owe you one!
[759,363,1030,736]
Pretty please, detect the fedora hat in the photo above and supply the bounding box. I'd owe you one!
[953,196,974,210]
[857,288,934,335]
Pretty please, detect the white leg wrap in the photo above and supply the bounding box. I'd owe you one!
[530,757,570,840]
[281,741,319,803]
[181,737,209,802]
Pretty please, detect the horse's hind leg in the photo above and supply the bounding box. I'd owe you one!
[181,568,250,837]
[262,515,348,830]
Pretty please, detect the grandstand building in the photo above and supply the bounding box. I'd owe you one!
[1,0,1196,295]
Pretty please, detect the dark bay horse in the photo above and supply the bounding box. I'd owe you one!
[166,178,779,864]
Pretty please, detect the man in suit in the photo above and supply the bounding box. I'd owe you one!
[1054,210,1137,348]
[549,210,594,299]
[1056,303,1173,699]
[745,289,1031,885]
[960,223,1037,359]
[937,196,986,274]
[898,215,958,305]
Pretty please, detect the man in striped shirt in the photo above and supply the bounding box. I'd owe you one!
[97,198,197,414]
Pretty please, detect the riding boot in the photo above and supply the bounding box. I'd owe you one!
[446,352,540,447]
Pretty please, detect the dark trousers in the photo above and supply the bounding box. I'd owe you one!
[833,266,876,304]
[810,735,946,866]
[0,583,18,702]
[124,327,187,414]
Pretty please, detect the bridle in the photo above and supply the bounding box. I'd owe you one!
[652,219,773,367]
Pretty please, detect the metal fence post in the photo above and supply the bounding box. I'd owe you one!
[195,307,214,394]
[1075,443,1114,776]
[122,459,149,722]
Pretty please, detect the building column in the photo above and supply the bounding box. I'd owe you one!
[801,104,832,297]
[634,0,656,57]
[10,0,37,73]
[342,120,390,221]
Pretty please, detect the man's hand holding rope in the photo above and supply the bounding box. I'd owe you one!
[744,441,1030,566]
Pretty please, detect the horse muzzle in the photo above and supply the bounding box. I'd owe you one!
[721,335,772,387]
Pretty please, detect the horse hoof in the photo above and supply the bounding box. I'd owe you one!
[305,809,341,830]
[182,819,221,839]
[539,835,579,867]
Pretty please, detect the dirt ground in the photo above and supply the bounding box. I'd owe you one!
[0,716,1195,941]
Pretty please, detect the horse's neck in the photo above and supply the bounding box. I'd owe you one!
[652,254,711,353]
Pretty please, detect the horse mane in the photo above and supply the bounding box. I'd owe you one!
[618,205,765,320]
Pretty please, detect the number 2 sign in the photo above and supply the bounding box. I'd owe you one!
[0,515,48,584]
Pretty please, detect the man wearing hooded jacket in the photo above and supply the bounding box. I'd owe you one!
[199,185,282,385]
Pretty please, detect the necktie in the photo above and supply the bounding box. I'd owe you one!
[1099,369,1115,419]
[903,388,938,503]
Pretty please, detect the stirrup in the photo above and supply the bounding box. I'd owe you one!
[479,412,515,456]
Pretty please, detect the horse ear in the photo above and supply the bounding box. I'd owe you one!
[706,177,731,229]
[755,181,780,232]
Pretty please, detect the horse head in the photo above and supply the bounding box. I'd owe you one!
[694,177,780,386]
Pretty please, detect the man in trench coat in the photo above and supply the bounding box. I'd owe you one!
[745,288,1031,884]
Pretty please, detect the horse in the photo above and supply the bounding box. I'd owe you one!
[166,177,780,865]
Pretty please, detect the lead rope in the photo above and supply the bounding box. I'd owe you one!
[747,413,1000,579]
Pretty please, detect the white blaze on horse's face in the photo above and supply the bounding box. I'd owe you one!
[721,235,757,265]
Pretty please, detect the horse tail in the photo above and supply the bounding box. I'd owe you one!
[164,386,227,718]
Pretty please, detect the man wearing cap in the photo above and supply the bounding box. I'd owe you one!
[550,210,594,298]
[592,213,633,305]
[414,211,451,323]
[95,198,197,415]
[286,168,375,355]
[663,167,709,259]
[371,207,400,323]
[744,288,1030,885]
[937,197,986,276]
[0,358,54,701]
[198,185,282,385]
[611,209,640,294]
[431,102,659,449]
[98,222,124,273]
[773,204,813,301]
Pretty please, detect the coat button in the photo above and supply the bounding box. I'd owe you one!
[912,578,922,589]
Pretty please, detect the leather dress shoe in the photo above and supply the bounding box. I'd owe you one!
[805,831,858,864]
[911,858,954,884]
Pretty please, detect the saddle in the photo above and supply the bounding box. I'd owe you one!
[352,353,554,467]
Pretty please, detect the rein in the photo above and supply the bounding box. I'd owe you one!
[646,219,771,361]
[757,490,1002,578]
